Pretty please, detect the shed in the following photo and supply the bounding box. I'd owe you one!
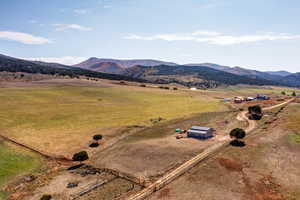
[187,126,213,139]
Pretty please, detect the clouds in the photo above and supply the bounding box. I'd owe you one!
[0,31,51,45]
[125,31,300,45]
[73,9,88,15]
[25,56,87,65]
[53,24,93,31]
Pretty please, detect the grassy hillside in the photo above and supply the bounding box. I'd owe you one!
[123,65,279,88]
[0,54,146,82]
[0,82,226,155]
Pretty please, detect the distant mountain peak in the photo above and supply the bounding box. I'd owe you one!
[74,57,177,73]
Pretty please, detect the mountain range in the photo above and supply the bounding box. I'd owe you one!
[0,53,299,88]
[74,57,299,87]
[0,54,145,83]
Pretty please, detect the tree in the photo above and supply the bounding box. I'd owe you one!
[281,91,286,95]
[292,91,296,96]
[230,128,246,140]
[229,128,246,147]
[93,134,103,141]
[40,194,52,200]
[248,105,263,120]
[72,151,89,162]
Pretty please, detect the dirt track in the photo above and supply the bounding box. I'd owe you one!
[126,98,295,200]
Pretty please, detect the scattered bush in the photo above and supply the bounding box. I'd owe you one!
[248,105,263,120]
[140,84,146,87]
[40,194,52,200]
[72,151,89,162]
[229,128,246,147]
[159,86,169,90]
[173,87,178,90]
[93,134,103,141]
[150,117,165,124]
[230,128,246,140]
[292,91,296,96]
[281,91,286,95]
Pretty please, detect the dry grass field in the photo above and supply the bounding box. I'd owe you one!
[0,79,226,156]
[149,102,300,200]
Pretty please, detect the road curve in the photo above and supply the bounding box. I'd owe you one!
[126,98,294,200]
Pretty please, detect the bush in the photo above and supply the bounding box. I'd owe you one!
[230,128,246,140]
[72,151,89,162]
[248,105,263,120]
[248,105,262,114]
[173,87,178,90]
[40,194,52,200]
[140,84,146,87]
[93,134,103,141]
[292,91,296,96]
[281,91,286,95]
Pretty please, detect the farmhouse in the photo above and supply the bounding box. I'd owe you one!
[187,126,213,139]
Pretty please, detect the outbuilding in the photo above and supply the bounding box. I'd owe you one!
[187,126,213,139]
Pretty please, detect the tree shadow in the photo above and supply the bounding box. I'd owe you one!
[89,142,99,148]
[67,164,84,171]
[230,140,246,147]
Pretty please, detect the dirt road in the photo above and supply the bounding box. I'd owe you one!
[126,98,294,200]
[237,98,295,133]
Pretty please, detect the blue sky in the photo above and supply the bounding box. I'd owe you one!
[1,0,300,72]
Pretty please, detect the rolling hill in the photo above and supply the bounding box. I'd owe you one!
[74,57,177,72]
[0,54,146,82]
[122,65,280,88]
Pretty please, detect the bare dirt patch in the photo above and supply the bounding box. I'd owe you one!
[217,157,244,172]
[148,102,300,200]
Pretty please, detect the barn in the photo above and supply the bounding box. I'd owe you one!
[187,126,213,139]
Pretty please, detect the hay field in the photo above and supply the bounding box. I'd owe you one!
[0,81,226,155]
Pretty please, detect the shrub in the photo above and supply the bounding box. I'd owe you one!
[230,128,246,140]
[140,84,146,87]
[281,91,286,95]
[40,194,52,200]
[72,151,89,162]
[173,87,178,90]
[93,134,103,141]
[248,105,263,120]
[248,105,262,114]
[292,91,296,96]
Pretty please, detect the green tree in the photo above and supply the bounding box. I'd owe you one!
[72,151,89,162]
[248,105,263,120]
[292,91,296,96]
[93,134,103,141]
[230,128,246,140]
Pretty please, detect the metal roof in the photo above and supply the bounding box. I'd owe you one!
[187,130,209,135]
[190,126,211,131]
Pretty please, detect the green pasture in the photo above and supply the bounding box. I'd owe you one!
[0,140,44,197]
